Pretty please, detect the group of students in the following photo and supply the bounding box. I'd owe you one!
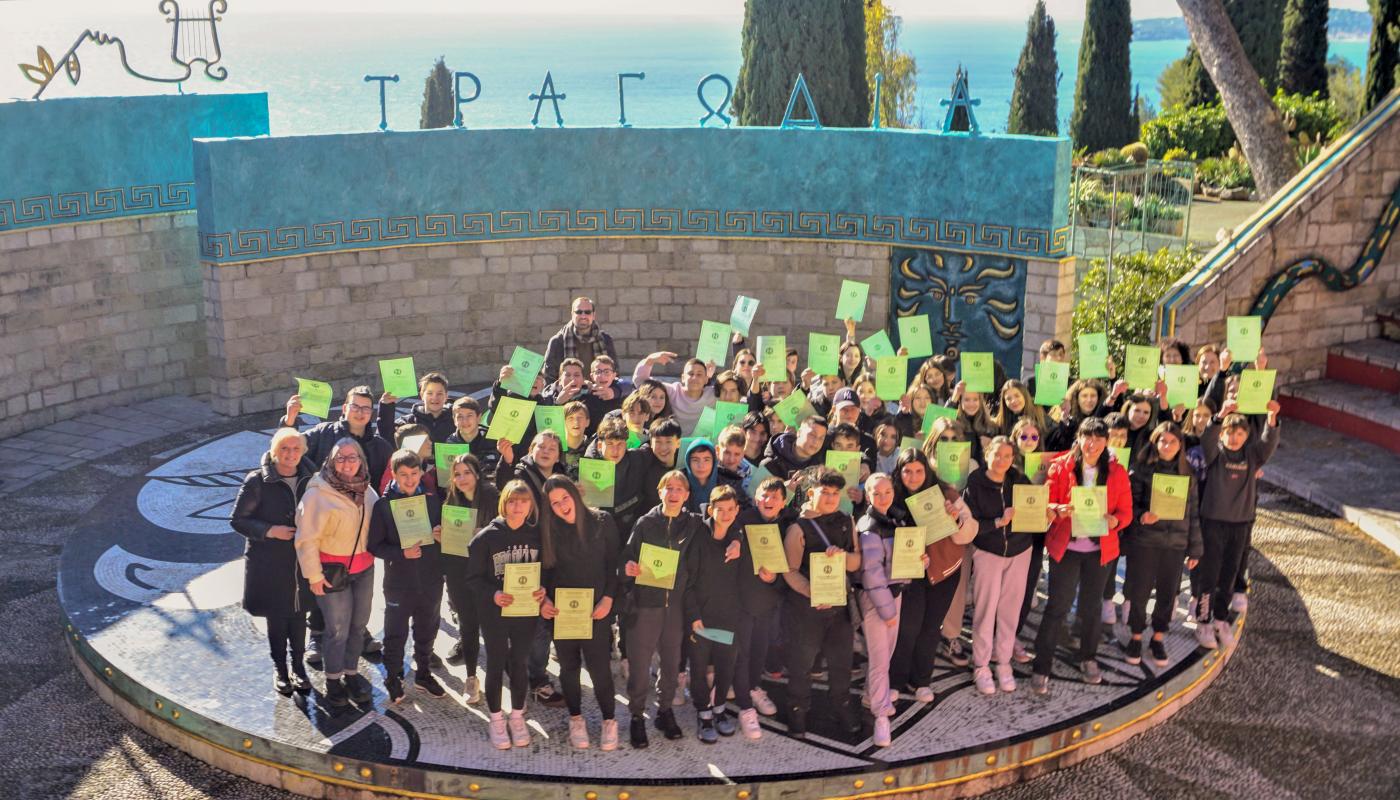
[230,294,1281,753]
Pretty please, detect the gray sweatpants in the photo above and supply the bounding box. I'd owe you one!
[626,603,686,717]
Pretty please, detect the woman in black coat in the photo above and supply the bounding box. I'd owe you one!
[231,428,317,695]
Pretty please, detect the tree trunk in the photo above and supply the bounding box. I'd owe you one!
[1177,0,1298,197]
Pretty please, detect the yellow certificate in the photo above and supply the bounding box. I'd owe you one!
[808,551,848,607]
[636,542,681,590]
[501,562,541,617]
[1012,484,1050,533]
[889,527,926,580]
[1071,486,1110,538]
[552,588,595,640]
[390,495,434,548]
[745,524,789,574]
[907,486,959,544]
[1150,474,1190,521]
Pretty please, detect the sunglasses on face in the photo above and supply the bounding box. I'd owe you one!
[574,308,594,316]
[1019,433,1040,441]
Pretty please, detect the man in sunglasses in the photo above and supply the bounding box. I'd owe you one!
[543,296,620,385]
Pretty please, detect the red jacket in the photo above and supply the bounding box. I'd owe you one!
[1044,450,1132,566]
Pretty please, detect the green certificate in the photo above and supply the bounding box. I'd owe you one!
[900,436,922,452]
[808,552,848,606]
[486,396,537,443]
[772,389,815,429]
[696,320,732,367]
[922,404,957,435]
[1023,451,1047,480]
[697,627,735,645]
[745,524,788,574]
[553,588,595,640]
[890,527,926,580]
[825,450,862,488]
[1236,368,1276,414]
[960,352,995,394]
[1111,447,1132,468]
[534,405,566,436]
[379,357,418,399]
[1124,344,1161,390]
[434,442,471,476]
[1034,362,1070,406]
[439,505,476,557]
[636,542,681,590]
[502,346,544,397]
[1012,484,1050,532]
[295,378,333,419]
[713,400,749,434]
[896,314,934,359]
[907,486,958,544]
[627,429,643,449]
[1077,333,1110,379]
[502,562,541,617]
[835,279,870,323]
[690,406,717,439]
[743,463,774,497]
[1150,473,1190,521]
[861,329,896,359]
[1227,315,1262,362]
[808,332,842,376]
[578,458,616,507]
[390,495,435,548]
[935,440,972,491]
[1163,364,1199,409]
[1071,486,1109,538]
[876,356,908,401]
[729,295,759,336]
[757,335,787,376]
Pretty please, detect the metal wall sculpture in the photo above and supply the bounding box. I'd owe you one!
[890,247,1027,367]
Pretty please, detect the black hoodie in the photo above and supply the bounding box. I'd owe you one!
[620,504,707,611]
[546,509,623,605]
[378,400,456,445]
[367,482,445,593]
[760,431,825,479]
[733,504,795,615]
[466,516,546,620]
[963,466,1033,558]
[684,521,745,632]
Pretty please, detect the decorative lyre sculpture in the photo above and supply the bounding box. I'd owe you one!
[19,1,230,100]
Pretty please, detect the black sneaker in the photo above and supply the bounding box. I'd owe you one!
[274,668,294,697]
[630,717,649,749]
[385,675,405,705]
[787,709,807,739]
[344,673,372,705]
[323,677,349,708]
[655,709,683,740]
[428,652,445,670]
[533,683,566,708]
[714,711,737,737]
[1149,638,1169,667]
[362,634,383,657]
[289,664,312,695]
[1124,637,1143,665]
[415,673,446,698]
[697,714,718,744]
[445,640,466,666]
[835,702,861,734]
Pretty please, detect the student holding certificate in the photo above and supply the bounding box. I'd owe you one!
[366,450,446,705]
[538,475,622,751]
[441,453,498,705]
[780,470,862,739]
[1124,422,1202,667]
[731,476,795,729]
[683,486,748,744]
[1009,417,1050,665]
[466,480,550,750]
[1031,418,1132,695]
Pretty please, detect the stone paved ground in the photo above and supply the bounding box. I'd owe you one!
[0,399,1396,799]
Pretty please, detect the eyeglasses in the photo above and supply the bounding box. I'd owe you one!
[574,308,595,316]
[333,455,361,464]
[593,368,615,376]
[737,359,755,367]
[1019,433,1040,441]
[347,404,373,414]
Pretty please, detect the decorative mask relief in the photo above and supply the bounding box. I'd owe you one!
[891,247,1026,366]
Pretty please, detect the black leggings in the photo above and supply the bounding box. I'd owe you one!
[732,610,772,702]
[1016,536,1045,637]
[890,576,959,690]
[689,632,739,713]
[482,616,538,714]
[443,570,480,671]
[555,621,616,719]
[1124,543,1186,635]
[265,614,307,669]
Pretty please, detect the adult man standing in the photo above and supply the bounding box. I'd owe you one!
[544,297,619,384]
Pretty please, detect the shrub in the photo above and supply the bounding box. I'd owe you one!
[1161,146,1192,162]
[1072,246,1200,369]
[1198,156,1254,190]
[1120,141,1149,163]
[1141,103,1233,159]
[1090,148,1131,168]
[1274,89,1346,143]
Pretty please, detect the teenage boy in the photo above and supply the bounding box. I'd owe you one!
[732,477,793,729]
[366,450,447,703]
[715,426,753,486]
[560,400,591,476]
[444,396,500,479]
[543,358,589,406]
[684,485,750,743]
[1026,339,1068,404]
[614,418,683,537]
[633,352,717,433]
[762,415,828,479]
[584,356,630,434]
[378,372,455,443]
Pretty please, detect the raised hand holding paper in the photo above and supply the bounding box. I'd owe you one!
[861,329,896,359]
[1227,315,1262,362]
[390,495,435,548]
[502,562,541,617]
[690,406,717,439]
[503,346,544,397]
[808,551,847,606]
[1163,364,1199,409]
[896,314,934,358]
[1077,333,1110,379]
[835,279,870,323]
[1034,361,1069,406]
[578,457,616,507]
[553,588,594,640]
[713,400,749,433]
[772,389,816,429]
[1236,369,1276,414]
[960,352,995,394]
[935,440,972,491]
[921,404,957,435]
[295,378,333,419]
[876,356,908,401]
[729,295,759,336]
[808,332,842,375]
[637,542,680,590]
[486,396,537,443]
[379,357,418,399]
[439,505,476,557]
[757,335,786,375]
[1070,486,1109,538]
[696,320,732,366]
[1150,473,1190,520]
[534,405,566,436]
[1012,484,1049,532]
[434,443,470,476]
[1124,344,1162,390]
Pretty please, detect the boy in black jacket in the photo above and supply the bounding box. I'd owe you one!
[443,396,500,479]
[367,449,446,703]
[731,477,794,731]
[684,485,747,743]
[377,371,456,444]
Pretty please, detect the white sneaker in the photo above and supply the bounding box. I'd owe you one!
[1012,643,1034,664]
[750,687,777,716]
[673,672,688,706]
[1231,592,1249,613]
[1214,619,1236,650]
[599,719,619,751]
[887,688,899,705]
[995,664,1017,693]
[973,666,996,696]
[1196,619,1218,650]
[488,715,510,750]
[914,685,934,703]
[873,715,892,747]
[508,712,531,747]
[1101,599,1118,625]
[568,715,590,749]
[463,675,481,705]
[739,707,762,740]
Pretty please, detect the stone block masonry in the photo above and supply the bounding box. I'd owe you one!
[0,213,206,439]
[203,237,891,417]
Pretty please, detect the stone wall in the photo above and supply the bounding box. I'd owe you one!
[0,214,206,438]
[1161,100,1400,383]
[203,238,892,417]
[1020,258,1077,374]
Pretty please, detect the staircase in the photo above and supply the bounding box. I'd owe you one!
[1278,339,1400,456]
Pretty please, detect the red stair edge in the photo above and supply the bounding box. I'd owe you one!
[1326,351,1400,394]
[1278,394,1400,456]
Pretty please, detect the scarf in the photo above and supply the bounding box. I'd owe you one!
[562,319,603,360]
[320,446,370,507]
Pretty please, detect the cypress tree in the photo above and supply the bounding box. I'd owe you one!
[732,0,870,127]
[1007,0,1059,136]
[1070,0,1135,151]
[1183,0,1286,106]
[1279,0,1329,97]
[419,56,454,129]
[1365,0,1400,112]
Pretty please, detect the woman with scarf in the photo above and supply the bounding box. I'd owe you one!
[295,437,380,709]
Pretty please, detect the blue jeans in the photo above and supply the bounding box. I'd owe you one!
[316,565,375,679]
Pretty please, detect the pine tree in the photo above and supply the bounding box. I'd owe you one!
[1070,0,1135,151]
[419,56,454,129]
[1007,0,1059,136]
[1279,0,1329,97]
[1365,0,1400,112]
[1183,0,1286,106]
[732,0,870,127]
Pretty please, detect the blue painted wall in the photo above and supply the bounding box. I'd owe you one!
[193,126,1071,264]
[0,93,269,233]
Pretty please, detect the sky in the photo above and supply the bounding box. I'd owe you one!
[0,0,1377,22]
